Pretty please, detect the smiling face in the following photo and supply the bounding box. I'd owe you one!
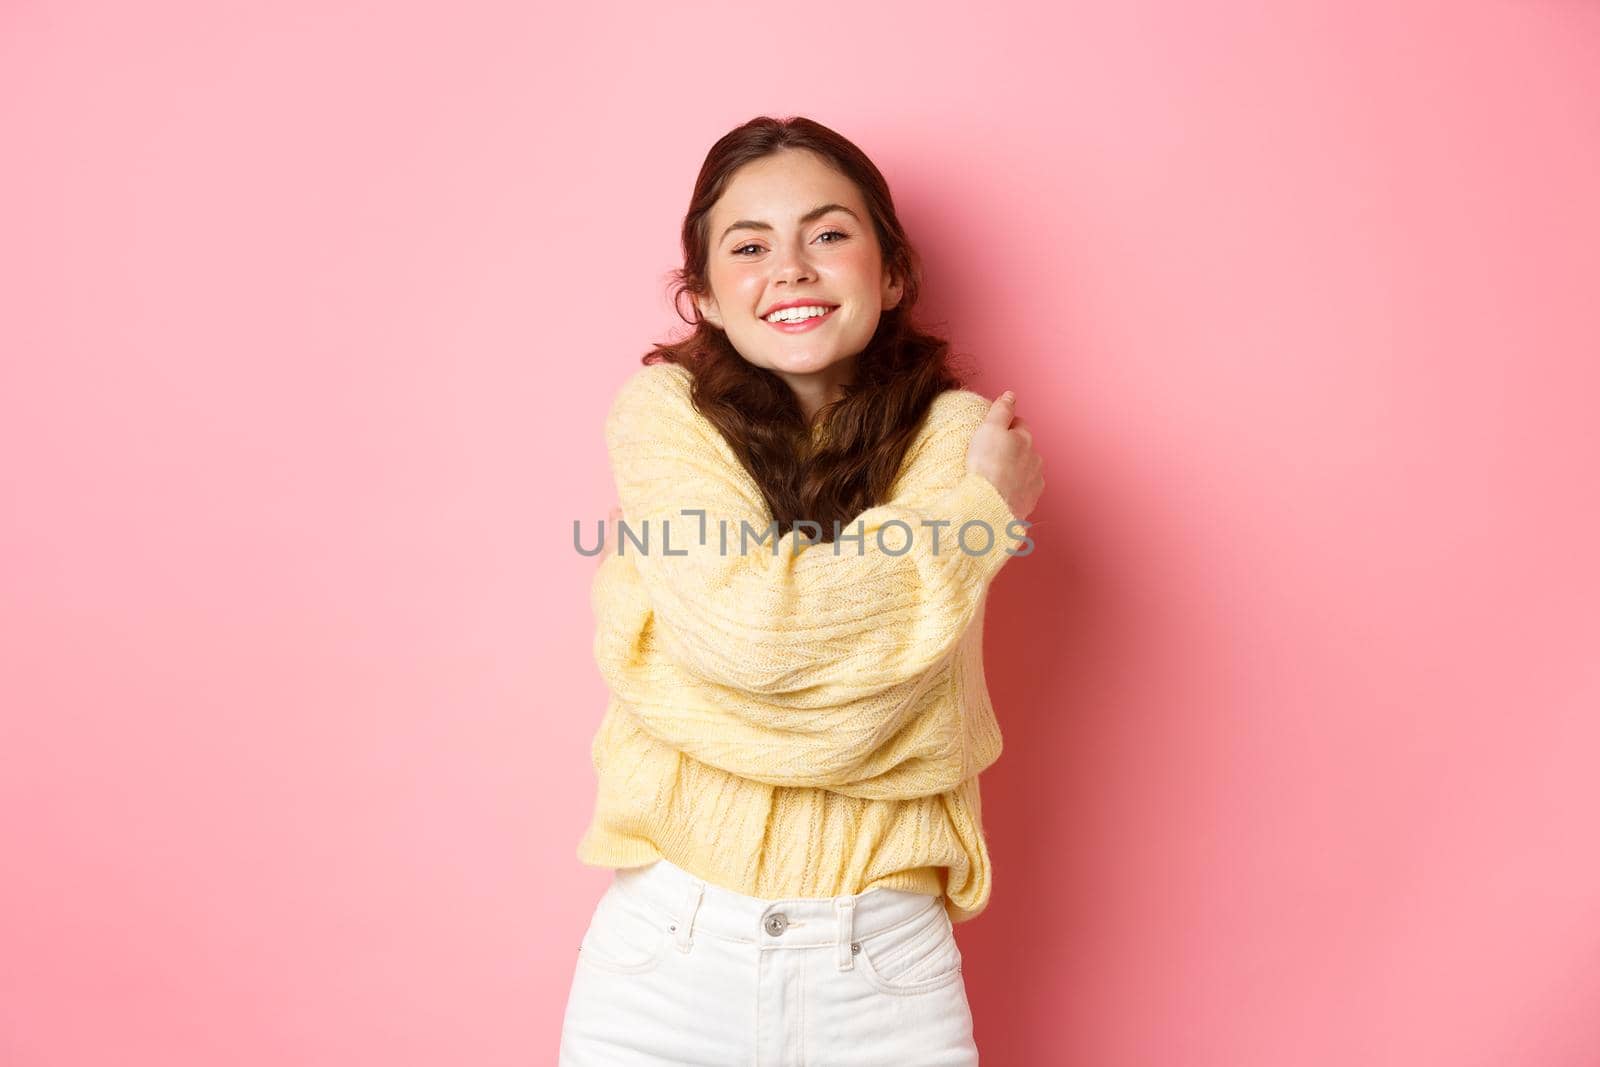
[695,148,904,419]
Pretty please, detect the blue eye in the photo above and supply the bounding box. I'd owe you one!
[732,229,848,256]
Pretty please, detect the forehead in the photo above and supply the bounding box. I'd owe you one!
[710,150,866,225]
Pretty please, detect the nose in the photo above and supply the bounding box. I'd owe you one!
[769,243,815,285]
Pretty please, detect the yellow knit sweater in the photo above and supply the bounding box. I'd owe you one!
[577,361,1026,924]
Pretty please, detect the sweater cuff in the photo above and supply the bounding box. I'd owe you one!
[945,469,1025,584]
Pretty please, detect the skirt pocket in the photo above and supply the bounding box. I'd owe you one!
[849,899,964,995]
[576,881,673,976]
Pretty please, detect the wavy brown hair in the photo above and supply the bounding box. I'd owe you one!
[641,115,975,542]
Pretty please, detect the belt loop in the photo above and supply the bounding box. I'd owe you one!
[834,896,857,971]
[672,880,704,952]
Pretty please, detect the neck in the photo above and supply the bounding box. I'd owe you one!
[781,359,858,424]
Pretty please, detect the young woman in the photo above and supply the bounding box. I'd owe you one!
[560,115,1044,1065]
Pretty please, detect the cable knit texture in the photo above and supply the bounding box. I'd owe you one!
[577,361,1023,923]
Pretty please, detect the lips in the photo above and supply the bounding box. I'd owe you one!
[764,305,837,333]
[760,300,839,319]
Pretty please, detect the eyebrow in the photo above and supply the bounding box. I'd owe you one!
[718,203,861,244]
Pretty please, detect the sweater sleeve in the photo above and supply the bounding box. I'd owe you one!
[591,551,998,797]
[589,363,1021,794]
[604,362,1021,697]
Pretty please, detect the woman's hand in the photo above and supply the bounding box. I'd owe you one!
[966,390,1045,520]
[600,505,623,564]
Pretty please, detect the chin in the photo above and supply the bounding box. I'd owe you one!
[765,354,853,375]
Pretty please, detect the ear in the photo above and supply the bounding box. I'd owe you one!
[881,267,905,312]
[695,291,724,329]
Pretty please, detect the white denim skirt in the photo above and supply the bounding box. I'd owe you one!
[558,856,980,1065]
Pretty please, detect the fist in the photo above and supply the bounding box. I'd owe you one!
[966,391,1045,520]
[600,505,624,562]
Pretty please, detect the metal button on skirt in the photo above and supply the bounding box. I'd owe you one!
[558,856,979,1066]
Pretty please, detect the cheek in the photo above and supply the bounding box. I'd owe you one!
[831,249,884,289]
[712,262,760,290]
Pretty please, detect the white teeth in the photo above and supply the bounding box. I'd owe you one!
[764,305,834,323]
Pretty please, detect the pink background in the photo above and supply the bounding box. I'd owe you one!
[4,2,1598,1064]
